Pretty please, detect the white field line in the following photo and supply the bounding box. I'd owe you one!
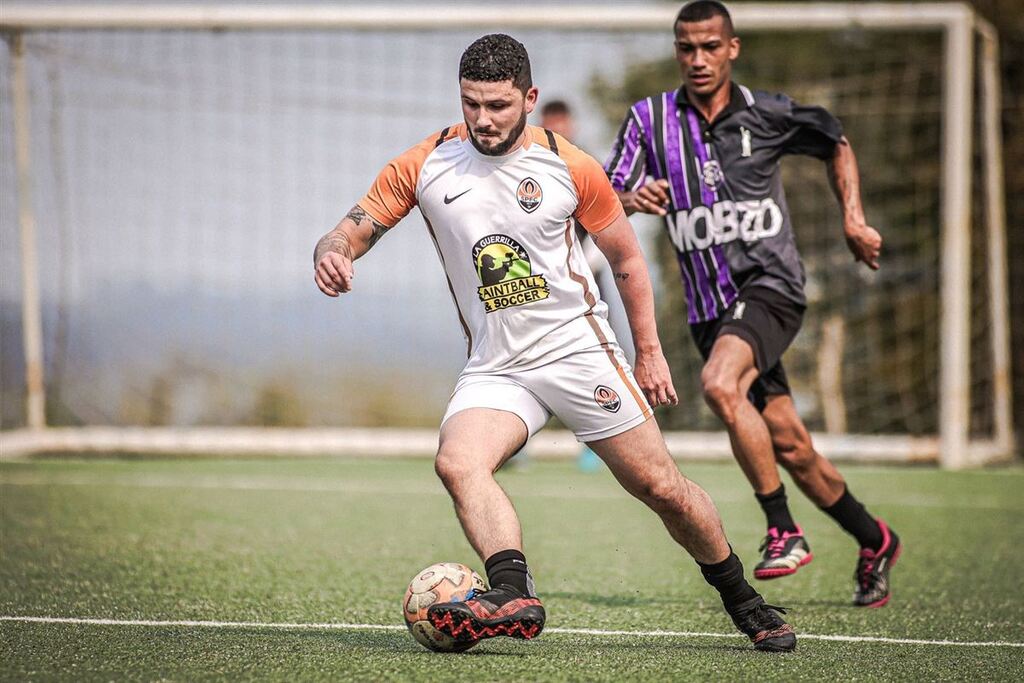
[1,473,1020,510]
[1,616,1021,648]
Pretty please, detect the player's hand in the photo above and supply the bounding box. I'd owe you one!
[633,346,679,408]
[315,252,354,296]
[625,180,670,216]
[844,223,882,270]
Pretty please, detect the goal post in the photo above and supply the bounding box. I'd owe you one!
[0,3,1013,467]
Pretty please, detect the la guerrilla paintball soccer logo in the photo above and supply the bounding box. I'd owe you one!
[473,234,549,313]
[516,177,543,213]
[594,385,621,413]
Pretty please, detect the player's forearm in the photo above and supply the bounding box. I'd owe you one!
[827,138,867,233]
[615,190,639,216]
[609,253,663,355]
[313,205,390,265]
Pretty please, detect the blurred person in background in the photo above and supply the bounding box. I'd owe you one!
[604,0,900,607]
[538,99,576,141]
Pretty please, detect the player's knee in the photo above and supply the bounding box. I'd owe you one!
[635,474,684,514]
[433,446,477,488]
[701,372,741,423]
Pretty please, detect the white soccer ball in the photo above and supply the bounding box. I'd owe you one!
[402,562,486,652]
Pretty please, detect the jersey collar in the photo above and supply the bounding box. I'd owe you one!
[676,82,752,123]
[462,126,531,165]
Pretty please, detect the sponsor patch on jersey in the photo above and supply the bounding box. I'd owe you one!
[594,385,621,413]
[701,160,724,191]
[666,198,783,253]
[472,234,550,312]
[516,177,543,213]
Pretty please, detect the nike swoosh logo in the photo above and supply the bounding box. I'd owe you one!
[443,188,472,204]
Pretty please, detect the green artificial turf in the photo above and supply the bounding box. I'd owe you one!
[1,457,1022,681]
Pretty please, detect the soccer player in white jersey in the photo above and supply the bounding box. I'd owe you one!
[313,34,795,652]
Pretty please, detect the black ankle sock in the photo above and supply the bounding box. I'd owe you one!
[698,551,759,611]
[755,485,798,533]
[821,486,883,550]
[485,549,532,599]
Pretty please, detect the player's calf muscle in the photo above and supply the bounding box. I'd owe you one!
[606,446,730,561]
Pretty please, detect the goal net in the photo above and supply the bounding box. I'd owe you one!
[0,3,1012,467]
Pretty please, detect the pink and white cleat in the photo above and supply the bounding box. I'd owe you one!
[753,526,813,580]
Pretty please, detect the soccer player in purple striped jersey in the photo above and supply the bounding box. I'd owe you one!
[604,0,901,607]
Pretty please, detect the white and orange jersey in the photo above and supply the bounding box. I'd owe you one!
[358,123,626,375]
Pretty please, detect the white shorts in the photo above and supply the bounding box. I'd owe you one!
[441,344,652,443]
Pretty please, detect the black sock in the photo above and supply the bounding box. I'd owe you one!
[698,551,759,611]
[821,486,883,550]
[485,549,533,600]
[755,485,798,533]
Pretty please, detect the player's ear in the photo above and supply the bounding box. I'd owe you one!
[524,86,539,114]
[729,36,740,60]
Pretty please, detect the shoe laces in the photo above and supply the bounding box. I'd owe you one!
[759,532,790,559]
[855,549,878,588]
[759,603,788,618]
[472,585,522,608]
[733,598,789,632]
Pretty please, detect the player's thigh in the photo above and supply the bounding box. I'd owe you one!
[524,345,650,444]
[439,375,549,471]
[703,333,758,388]
[585,418,682,499]
[438,408,530,472]
[692,316,757,395]
[718,287,804,375]
[748,361,792,412]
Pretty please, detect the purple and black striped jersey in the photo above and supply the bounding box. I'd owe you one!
[604,82,843,323]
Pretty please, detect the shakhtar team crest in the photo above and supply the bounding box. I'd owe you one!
[594,385,621,413]
[472,234,550,312]
[516,177,543,213]
[701,159,724,191]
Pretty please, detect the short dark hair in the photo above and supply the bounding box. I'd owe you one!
[459,34,533,94]
[540,100,571,117]
[675,0,734,37]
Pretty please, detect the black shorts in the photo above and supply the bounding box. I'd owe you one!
[689,286,805,412]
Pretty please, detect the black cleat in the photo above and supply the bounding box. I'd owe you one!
[727,596,797,652]
[428,586,545,644]
[853,518,902,607]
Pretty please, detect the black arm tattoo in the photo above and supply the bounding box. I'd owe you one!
[346,205,391,249]
[313,205,391,265]
[614,272,631,281]
[346,205,369,223]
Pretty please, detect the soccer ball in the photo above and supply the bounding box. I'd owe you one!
[403,562,486,652]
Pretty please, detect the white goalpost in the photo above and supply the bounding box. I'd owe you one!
[0,3,1013,467]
